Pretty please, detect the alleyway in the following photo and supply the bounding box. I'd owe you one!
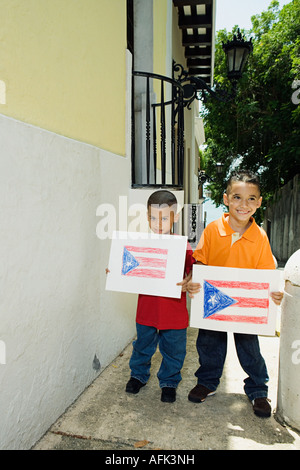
[33,327,300,451]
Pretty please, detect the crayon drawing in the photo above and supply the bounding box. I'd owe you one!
[190,265,282,336]
[121,245,168,279]
[106,231,187,298]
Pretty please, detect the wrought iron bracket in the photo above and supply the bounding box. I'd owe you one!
[173,61,236,108]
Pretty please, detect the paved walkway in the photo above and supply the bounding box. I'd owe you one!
[33,328,300,451]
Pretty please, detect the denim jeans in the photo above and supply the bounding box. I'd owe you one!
[129,323,187,388]
[195,329,269,401]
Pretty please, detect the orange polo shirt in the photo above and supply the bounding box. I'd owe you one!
[193,213,275,270]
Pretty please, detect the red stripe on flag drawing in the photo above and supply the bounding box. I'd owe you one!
[206,280,269,290]
[135,257,167,268]
[231,297,269,308]
[126,268,166,279]
[207,315,268,324]
[125,246,168,255]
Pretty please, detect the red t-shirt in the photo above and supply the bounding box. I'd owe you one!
[135,242,195,330]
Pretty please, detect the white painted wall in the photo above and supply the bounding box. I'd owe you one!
[0,114,137,449]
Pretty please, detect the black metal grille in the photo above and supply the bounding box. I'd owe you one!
[131,71,185,189]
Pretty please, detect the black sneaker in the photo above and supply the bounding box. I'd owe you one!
[188,384,216,403]
[252,397,272,418]
[125,377,146,394]
[161,387,176,403]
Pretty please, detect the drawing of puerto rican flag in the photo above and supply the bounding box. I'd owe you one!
[203,279,270,324]
[121,245,168,279]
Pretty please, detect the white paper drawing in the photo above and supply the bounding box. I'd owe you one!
[105,231,188,298]
[190,265,282,336]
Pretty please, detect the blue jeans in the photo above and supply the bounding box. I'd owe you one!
[195,329,269,401]
[129,323,187,388]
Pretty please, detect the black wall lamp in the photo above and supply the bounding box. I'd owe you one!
[223,29,253,81]
[174,29,253,108]
[198,162,224,187]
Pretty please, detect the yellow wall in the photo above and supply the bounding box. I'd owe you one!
[154,1,187,76]
[172,4,187,70]
[0,0,127,155]
[153,0,168,76]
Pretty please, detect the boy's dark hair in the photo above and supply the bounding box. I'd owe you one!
[147,190,177,210]
[226,170,261,195]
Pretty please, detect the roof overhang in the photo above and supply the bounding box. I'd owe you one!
[173,0,216,86]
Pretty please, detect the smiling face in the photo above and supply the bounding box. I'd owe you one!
[223,182,262,227]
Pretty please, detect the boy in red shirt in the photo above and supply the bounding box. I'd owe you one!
[187,170,283,417]
[126,190,196,403]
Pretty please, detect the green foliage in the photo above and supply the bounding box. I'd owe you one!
[201,0,300,216]
[199,148,206,171]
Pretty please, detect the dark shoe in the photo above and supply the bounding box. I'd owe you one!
[252,397,272,418]
[161,387,176,403]
[188,384,216,403]
[125,377,146,394]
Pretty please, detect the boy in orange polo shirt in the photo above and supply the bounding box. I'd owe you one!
[187,170,283,417]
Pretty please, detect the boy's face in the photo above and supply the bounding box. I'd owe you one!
[147,205,178,234]
[223,182,262,224]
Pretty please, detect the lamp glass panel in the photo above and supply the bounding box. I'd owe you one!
[234,48,245,72]
[227,49,235,72]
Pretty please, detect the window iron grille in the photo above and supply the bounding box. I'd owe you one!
[131,70,185,189]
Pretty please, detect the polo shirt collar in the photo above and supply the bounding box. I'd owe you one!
[218,213,258,242]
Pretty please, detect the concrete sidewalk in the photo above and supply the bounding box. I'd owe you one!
[33,328,300,451]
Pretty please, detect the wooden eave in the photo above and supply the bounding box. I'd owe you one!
[173,0,215,85]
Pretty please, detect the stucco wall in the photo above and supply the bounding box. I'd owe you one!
[0,1,134,449]
[0,114,136,449]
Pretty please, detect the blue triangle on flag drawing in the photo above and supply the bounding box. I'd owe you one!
[121,247,140,275]
[203,280,238,319]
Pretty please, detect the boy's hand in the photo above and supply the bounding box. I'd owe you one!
[186,279,201,298]
[177,272,201,298]
[105,268,110,275]
[270,291,283,306]
[177,272,191,293]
